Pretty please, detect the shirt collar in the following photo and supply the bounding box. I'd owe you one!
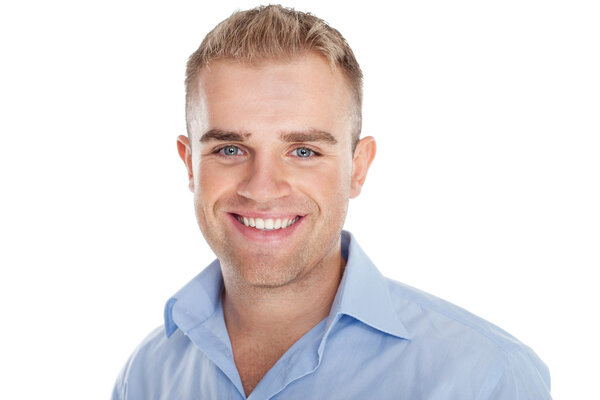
[164,230,411,340]
[164,258,224,337]
[328,231,411,339]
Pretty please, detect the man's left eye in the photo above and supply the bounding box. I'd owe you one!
[292,147,314,158]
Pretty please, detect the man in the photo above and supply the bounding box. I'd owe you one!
[112,5,551,399]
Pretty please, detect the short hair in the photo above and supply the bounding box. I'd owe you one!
[185,4,363,151]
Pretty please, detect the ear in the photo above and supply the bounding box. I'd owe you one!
[349,136,376,199]
[177,135,194,192]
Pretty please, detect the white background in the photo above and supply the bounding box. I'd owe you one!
[1,1,598,398]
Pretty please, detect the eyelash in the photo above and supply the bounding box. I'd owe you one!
[216,145,245,157]
[291,147,319,158]
[213,145,321,159]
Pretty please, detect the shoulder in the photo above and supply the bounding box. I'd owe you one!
[112,326,194,400]
[384,278,552,397]
[386,278,526,351]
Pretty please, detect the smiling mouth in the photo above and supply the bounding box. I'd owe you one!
[234,214,301,231]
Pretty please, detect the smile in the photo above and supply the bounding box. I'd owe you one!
[234,214,301,231]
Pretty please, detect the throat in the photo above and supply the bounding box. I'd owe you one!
[224,293,332,396]
[230,334,294,397]
[220,242,347,395]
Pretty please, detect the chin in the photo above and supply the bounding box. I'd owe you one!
[221,250,310,289]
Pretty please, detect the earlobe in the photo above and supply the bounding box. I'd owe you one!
[177,135,195,192]
[350,136,376,199]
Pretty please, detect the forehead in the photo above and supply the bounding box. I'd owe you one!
[190,54,354,143]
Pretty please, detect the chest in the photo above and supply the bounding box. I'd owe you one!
[231,339,291,396]
[146,323,490,400]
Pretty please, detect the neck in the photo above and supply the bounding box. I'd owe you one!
[222,250,346,341]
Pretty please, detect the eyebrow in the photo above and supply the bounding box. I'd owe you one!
[199,128,338,145]
[199,129,251,143]
[280,130,338,145]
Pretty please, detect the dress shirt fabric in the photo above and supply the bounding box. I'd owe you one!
[112,231,551,399]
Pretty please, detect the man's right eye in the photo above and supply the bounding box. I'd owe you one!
[218,145,244,156]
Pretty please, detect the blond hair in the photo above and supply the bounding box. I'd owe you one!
[185,5,363,150]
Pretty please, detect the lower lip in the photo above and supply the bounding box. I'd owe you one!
[227,213,304,243]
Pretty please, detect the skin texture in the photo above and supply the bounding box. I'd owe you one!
[177,53,376,395]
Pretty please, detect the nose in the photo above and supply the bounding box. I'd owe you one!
[236,153,292,203]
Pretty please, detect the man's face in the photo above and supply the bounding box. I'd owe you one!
[178,53,375,289]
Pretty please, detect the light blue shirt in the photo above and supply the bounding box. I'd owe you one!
[112,231,551,399]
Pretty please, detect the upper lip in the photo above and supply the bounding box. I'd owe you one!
[228,211,305,219]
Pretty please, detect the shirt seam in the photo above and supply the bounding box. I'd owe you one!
[392,281,523,355]
[427,302,520,353]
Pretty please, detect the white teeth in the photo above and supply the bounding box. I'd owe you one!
[236,215,299,231]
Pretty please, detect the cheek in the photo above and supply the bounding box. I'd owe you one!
[195,161,237,212]
[294,161,351,205]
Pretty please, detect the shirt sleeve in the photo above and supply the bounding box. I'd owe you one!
[111,367,126,400]
[111,383,123,400]
[477,346,552,400]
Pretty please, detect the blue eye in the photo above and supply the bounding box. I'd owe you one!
[293,147,314,158]
[220,145,242,156]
